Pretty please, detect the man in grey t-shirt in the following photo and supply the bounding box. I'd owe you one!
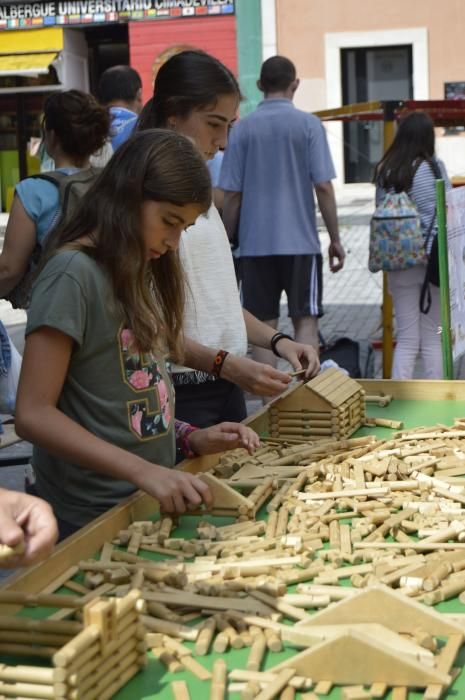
[220,56,345,368]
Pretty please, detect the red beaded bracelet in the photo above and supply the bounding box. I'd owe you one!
[211,349,229,378]
[179,424,199,458]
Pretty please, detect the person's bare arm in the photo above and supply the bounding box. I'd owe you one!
[222,190,242,244]
[183,336,293,396]
[243,309,319,378]
[314,181,345,272]
[16,327,211,514]
[0,196,37,297]
[212,187,225,214]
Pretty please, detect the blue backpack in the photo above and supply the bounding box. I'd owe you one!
[368,191,427,273]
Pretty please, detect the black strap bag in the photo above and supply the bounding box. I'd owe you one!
[420,159,443,314]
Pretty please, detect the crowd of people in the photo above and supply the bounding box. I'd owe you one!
[0,50,446,566]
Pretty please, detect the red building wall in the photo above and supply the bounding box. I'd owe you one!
[129,16,237,104]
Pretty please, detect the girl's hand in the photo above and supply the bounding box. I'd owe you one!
[0,489,58,568]
[135,465,212,514]
[189,422,260,456]
[274,338,320,379]
[221,355,292,396]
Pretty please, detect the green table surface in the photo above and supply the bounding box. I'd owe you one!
[6,397,465,699]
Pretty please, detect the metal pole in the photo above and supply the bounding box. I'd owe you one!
[381,114,396,378]
[436,179,453,379]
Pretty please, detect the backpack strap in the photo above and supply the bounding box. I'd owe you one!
[419,274,432,314]
[420,158,443,315]
[59,168,101,216]
[27,171,68,187]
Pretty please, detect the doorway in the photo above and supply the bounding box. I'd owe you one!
[83,24,129,96]
[341,45,413,182]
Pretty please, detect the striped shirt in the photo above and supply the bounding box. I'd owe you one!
[375,158,451,252]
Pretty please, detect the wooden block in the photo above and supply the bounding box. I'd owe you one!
[198,473,254,513]
[270,630,450,686]
[210,658,227,700]
[391,689,407,700]
[194,617,216,656]
[339,524,352,556]
[181,654,212,681]
[152,646,184,673]
[246,632,266,672]
[264,627,283,653]
[279,687,295,700]
[369,682,387,698]
[172,680,191,700]
[313,680,333,695]
[341,687,371,700]
[254,669,296,700]
[84,597,118,649]
[298,584,465,635]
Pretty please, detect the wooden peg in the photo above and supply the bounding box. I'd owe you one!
[246,631,267,672]
[194,618,216,656]
[254,669,296,700]
[210,659,227,700]
[0,541,25,561]
[172,680,191,700]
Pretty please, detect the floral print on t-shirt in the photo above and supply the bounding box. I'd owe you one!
[120,327,172,440]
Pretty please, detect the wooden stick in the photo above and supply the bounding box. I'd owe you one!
[0,591,83,608]
[0,680,58,698]
[0,664,65,684]
[0,541,25,561]
[0,615,82,635]
[246,631,267,672]
[181,655,212,681]
[194,617,216,656]
[141,616,199,641]
[289,369,307,377]
[210,659,227,700]
[0,642,58,658]
[254,669,296,700]
[172,680,191,700]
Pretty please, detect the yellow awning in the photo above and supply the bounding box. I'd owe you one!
[0,52,58,77]
[0,28,63,54]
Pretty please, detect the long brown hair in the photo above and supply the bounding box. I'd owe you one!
[44,129,211,359]
[375,111,436,192]
[137,49,241,130]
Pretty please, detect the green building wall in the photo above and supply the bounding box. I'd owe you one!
[235,0,263,115]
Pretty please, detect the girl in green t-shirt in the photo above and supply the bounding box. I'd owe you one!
[15,129,259,538]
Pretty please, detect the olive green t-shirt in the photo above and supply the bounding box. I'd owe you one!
[26,250,175,526]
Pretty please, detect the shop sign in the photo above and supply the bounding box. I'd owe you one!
[0,0,234,29]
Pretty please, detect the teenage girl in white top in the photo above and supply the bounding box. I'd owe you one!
[138,50,320,427]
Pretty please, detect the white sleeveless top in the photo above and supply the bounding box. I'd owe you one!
[172,204,248,378]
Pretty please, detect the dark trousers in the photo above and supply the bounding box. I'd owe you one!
[26,482,80,542]
[174,378,247,428]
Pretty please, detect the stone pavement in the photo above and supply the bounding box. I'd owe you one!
[267,183,382,373]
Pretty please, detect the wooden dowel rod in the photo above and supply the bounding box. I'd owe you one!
[210,659,227,700]
[0,642,58,658]
[0,615,82,635]
[0,591,83,608]
[254,669,296,700]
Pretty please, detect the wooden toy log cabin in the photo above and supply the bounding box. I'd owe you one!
[269,368,365,441]
[0,590,146,700]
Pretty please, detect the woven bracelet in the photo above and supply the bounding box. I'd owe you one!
[211,349,229,378]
